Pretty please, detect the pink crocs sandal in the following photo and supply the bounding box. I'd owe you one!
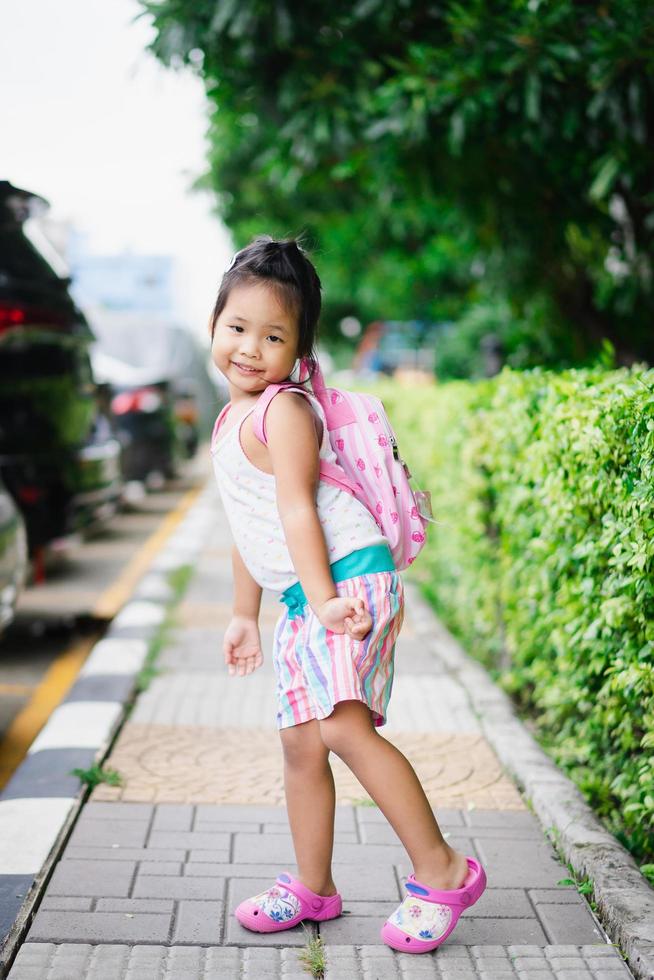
[381,856,486,953]
[234,871,343,933]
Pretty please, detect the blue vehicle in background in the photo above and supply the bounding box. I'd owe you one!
[354,319,447,376]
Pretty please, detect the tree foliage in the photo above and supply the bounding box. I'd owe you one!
[140,0,654,362]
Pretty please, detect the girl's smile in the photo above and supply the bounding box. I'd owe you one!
[231,360,264,375]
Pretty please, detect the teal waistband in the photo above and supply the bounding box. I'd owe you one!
[280,543,395,620]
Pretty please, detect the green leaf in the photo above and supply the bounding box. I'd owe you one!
[589,156,621,202]
[525,72,541,122]
[449,111,466,154]
[209,0,240,35]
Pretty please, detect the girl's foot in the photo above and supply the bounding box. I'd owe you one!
[413,848,470,892]
[381,856,487,954]
[298,876,339,897]
[234,871,342,933]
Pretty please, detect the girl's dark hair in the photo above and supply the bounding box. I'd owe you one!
[209,235,322,373]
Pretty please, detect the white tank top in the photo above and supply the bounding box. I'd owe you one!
[210,391,386,591]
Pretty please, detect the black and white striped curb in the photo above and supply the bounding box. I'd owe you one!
[406,582,654,980]
[0,486,218,971]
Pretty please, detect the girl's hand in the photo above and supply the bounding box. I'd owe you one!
[223,616,263,676]
[315,596,373,641]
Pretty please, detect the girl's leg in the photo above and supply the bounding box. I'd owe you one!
[319,700,469,890]
[280,719,338,896]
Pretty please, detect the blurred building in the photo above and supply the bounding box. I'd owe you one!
[69,243,175,314]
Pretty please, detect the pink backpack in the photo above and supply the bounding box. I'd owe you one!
[252,359,432,570]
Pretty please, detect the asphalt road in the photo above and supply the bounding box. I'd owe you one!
[0,451,208,791]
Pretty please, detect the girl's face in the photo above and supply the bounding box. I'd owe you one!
[210,281,301,400]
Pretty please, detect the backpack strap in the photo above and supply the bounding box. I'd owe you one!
[303,356,326,394]
[210,403,231,448]
[252,383,313,445]
[318,460,362,498]
[299,357,356,428]
[252,382,362,500]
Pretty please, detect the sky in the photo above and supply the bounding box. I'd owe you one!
[0,0,232,337]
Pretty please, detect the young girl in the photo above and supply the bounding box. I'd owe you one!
[208,236,486,954]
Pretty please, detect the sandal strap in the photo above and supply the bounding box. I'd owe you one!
[405,858,483,909]
[275,872,331,914]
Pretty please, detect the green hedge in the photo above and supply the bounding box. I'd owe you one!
[376,366,654,875]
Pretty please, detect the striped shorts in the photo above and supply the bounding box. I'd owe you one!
[272,570,404,730]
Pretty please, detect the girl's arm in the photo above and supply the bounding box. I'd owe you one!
[266,394,334,608]
[223,545,263,676]
[231,544,262,620]
[265,393,372,639]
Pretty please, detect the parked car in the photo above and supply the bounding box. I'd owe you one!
[173,379,200,459]
[0,181,122,555]
[91,351,178,484]
[0,474,28,637]
[111,382,178,482]
[89,313,218,475]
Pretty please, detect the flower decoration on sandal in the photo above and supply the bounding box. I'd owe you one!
[235,872,342,933]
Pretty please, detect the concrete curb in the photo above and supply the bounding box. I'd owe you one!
[406,581,654,980]
[0,485,216,974]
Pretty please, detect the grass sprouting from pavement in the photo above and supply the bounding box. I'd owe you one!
[133,563,193,693]
[167,563,193,598]
[71,763,123,788]
[298,930,326,978]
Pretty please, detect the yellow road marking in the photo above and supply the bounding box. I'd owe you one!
[0,635,95,786]
[92,485,202,619]
[0,683,34,696]
[0,483,204,789]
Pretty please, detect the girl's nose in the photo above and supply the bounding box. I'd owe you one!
[240,338,260,358]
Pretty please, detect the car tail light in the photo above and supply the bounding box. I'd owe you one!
[111,392,137,415]
[111,388,163,415]
[0,301,68,333]
[17,485,44,505]
[0,306,26,329]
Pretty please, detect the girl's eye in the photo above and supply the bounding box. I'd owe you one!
[226,324,282,342]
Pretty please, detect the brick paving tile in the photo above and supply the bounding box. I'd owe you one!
[90,725,525,809]
[9,907,629,977]
[175,600,282,630]
[22,801,609,963]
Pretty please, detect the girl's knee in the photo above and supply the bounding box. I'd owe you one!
[280,721,328,770]
[319,700,375,758]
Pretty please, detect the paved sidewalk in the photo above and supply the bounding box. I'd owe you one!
[7,484,633,979]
